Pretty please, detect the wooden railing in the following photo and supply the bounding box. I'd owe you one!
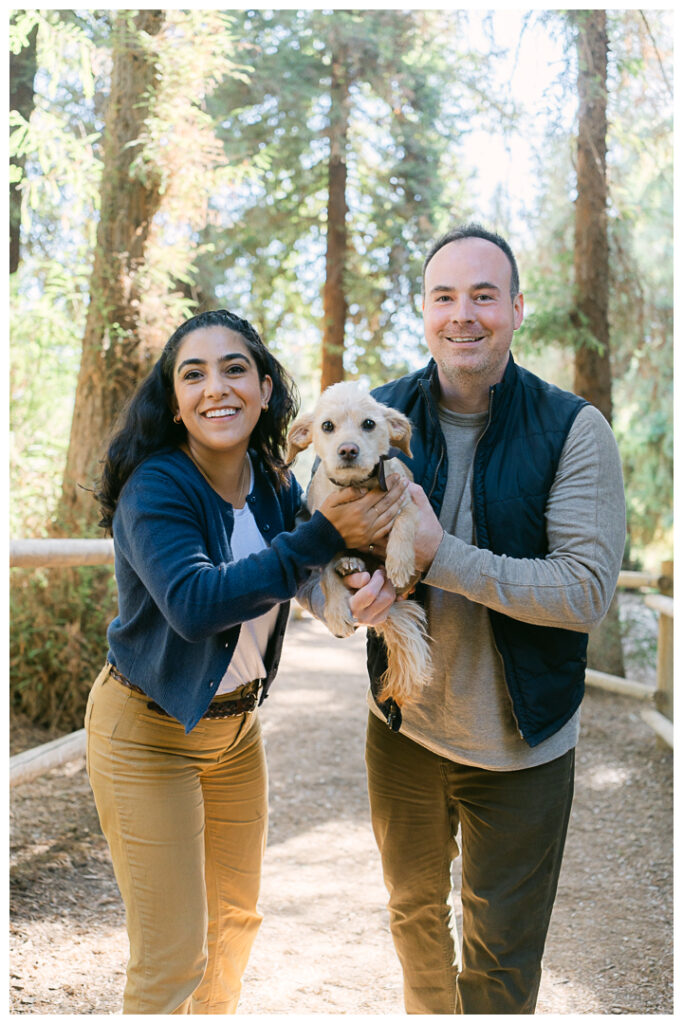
[584,563,673,749]
[10,540,115,787]
[10,542,674,785]
[10,538,115,568]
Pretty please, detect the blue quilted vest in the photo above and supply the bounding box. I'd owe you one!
[370,354,589,747]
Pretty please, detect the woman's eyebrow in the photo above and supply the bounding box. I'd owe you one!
[176,352,251,374]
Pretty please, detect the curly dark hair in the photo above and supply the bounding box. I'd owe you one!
[96,309,300,533]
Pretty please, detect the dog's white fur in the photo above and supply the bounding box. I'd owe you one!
[286,381,432,706]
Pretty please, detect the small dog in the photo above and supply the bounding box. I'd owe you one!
[286,381,432,707]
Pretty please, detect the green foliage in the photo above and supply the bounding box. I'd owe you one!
[10,267,89,537]
[516,9,673,559]
[10,12,107,535]
[10,566,117,730]
[191,8,493,385]
[605,11,673,554]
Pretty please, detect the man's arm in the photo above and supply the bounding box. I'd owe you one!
[411,405,626,632]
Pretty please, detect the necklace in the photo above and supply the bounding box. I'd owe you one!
[185,448,251,507]
[231,454,251,508]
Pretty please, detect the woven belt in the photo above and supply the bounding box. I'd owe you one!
[108,664,259,719]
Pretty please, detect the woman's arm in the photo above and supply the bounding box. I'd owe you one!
[115,469,345,642]
[116,465,408,642]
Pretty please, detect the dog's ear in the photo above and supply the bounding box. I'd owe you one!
[386,409,413,457]
[285,414,314,463]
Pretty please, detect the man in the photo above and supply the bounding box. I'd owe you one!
[345,224,626,1013]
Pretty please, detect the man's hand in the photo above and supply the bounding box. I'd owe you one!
[319,475,409,551]
[343,568,397,626]
[407,483,444,574]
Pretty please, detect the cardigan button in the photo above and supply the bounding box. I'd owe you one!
[263,523,270,532]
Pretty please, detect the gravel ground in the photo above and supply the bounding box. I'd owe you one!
[9,610,673,1015]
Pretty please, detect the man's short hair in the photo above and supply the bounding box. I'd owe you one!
[422,223,520,300]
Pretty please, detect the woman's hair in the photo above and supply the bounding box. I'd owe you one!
[96,309,300,533]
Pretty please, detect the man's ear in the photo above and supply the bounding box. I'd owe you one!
[285,414,314,463]
[513,292,524,331]
[386,409,413,457]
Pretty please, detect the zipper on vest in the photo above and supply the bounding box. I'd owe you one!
[419,377,446,500]
[471,384,526,741]
[471,384,496,546]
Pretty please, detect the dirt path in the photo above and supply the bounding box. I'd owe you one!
[10,613,673,1014]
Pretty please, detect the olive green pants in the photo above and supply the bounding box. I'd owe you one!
[365,711,574,1014]
[85,664,268,1014]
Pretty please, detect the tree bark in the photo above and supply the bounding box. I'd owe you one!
[572,10,624,676]
[10,17,39,274]
[59,10,165,532]
[320,46,350,392]
[573,9,611,422]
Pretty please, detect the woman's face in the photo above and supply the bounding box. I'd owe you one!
[171,326,272,460]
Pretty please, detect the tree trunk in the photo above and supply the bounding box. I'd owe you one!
[573,9,611,421]
[572,10,624,676]
[58,10,165,533]
[320,46,350,392]
[10,17,39,274]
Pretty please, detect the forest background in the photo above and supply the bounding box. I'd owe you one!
[9,7,674,730]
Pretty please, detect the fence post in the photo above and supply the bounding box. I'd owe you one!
[654,560,673,724]
[658,559,673,598]
[638,561,674,750]
[653,612,673,722]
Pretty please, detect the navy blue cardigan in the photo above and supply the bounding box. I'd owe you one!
[107,447,344,732]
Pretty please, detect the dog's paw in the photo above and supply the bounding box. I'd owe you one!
[334,555,366,578]
[326,606,357,638]
[385,553,416,590]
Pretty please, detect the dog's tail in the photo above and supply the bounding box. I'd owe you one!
[374,599,432,706]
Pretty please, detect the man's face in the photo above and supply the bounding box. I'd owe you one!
[422,237,524,391]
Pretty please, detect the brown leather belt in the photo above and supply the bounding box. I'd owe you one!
[108,664,259,719]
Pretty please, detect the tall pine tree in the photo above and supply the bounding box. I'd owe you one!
[199,9,477,390]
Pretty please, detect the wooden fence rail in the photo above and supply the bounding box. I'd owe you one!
[10,538,114,568]
[10,543,674,786]
[584,560,673,749]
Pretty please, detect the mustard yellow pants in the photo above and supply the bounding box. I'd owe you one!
[85,663,268,1014]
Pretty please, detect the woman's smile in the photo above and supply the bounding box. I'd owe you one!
[172,326,272,459]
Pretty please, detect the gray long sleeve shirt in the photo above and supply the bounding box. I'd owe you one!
[367,402,626,770]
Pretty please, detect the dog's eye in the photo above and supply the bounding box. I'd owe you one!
[361,419,376,431]
[321,420,335,433]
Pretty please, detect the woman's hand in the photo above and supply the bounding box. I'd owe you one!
[342,568,397,626]
[320,474,409,551]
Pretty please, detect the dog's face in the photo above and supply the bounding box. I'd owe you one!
[286,381,412,485]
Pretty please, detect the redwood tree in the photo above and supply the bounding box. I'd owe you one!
[572,9,624,675]
[573,9,612,421]
[320,42,350,391]
[59,9,165,531]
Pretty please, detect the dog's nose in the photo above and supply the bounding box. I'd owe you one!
[337,442,359,462]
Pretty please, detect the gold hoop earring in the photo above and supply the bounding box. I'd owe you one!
[262,403,269,413]
[173,413,181,423]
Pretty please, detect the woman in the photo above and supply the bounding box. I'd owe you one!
[85,309,404,1014]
